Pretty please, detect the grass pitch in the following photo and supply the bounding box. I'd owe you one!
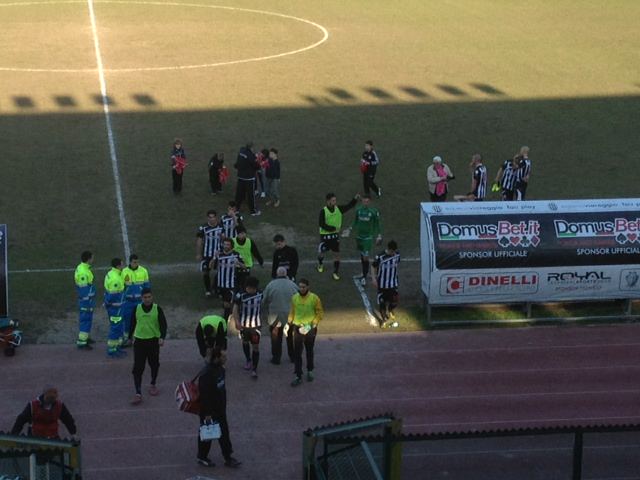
[1,0,639,341]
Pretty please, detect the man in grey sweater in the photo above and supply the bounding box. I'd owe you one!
[262,267,298,364]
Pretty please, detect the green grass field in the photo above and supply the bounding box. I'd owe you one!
[1,0,639,342]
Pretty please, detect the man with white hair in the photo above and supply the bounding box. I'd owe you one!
[262,266,298,364]
[427,155,454,202]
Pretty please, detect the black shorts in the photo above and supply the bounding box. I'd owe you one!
[318,234,340,253]
[377,288,399,304]
[241,327,261,344]
[501,189,514,201]
[200,257,214,272]
[219,288,234,303]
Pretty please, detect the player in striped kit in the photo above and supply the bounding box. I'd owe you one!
[371,240,400,328]
[197,210,225,298]
[515,146,532,200]
[232,276,263,379]
[215,238,245,321]
[470,153,487,201]
[494,155,519,201]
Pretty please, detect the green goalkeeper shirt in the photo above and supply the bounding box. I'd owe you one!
[351,206,381,240]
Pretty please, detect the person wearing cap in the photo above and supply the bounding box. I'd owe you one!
[11,386,77,439]
[427,155,455,202]
[262,266,299,364]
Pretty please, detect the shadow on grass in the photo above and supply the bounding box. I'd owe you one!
[2,93,640,325]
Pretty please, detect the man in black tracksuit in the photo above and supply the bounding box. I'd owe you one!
[271,234,299,280]
[234,143,260,215]
[197,348,241,469]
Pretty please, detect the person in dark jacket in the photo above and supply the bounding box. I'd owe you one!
[234,142,260,216]
[271,234,298,280]
[197,347,241,468]
[11,386,77,439]
[208,153,224,195]
[171,138,187,194]
[265,148,281,207]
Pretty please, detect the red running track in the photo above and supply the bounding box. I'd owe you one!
[1,323,640,479]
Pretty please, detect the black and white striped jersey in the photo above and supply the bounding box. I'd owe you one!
[500,160,517,191]
[234,290,263,328]
[519,158,531,183]
[473,164,488,200]
[197,223,224,258]
[221,213,243,239]
[373,251,400,289]
[216,251,243,289]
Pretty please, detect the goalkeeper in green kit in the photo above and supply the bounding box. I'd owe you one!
[342,195,382,286]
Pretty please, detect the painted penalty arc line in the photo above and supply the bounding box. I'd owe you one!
[0,1,330,73]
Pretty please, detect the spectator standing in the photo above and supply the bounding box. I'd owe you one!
[74,250,96,350]
[121,254,151,347]
[289,279,323,386]
[234,142,261,216]
[360,140,381,197]
[129,288,167,405]
[171,139,187,194]
[427,155,455,202]
[196,347,241,468]
[208,153,224,195]
[11,386,77,439]
[371,240,401,327]
[265,148,281,207]
[262,267,298,365]
[515,146,532,200]
[317,193,359,280]
[470,154,487,201]
[232,277,263,379]
[104,257,126,358]
[255,149,269,199]
[271,234,299,280]
[196,210,224,298]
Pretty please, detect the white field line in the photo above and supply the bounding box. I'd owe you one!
[0,1,329,73]
[352,275,379,327]
[86,0,131,260]
[7,257,421,274]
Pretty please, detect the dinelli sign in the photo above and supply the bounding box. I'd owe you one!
[420,200,640,304]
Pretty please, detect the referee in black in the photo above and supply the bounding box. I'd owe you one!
[196,210,224,297]
[232,276,263,379]
[271,234,299,280]
[371,240,401,328]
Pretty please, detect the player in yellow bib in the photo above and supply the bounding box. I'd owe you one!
[317,192,359,280]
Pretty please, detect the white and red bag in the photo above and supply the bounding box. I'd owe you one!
[175,374,200,415]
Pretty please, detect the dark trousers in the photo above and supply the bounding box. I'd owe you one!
[198,413,233,461]
[235,178,257,213]
[172,170,183,193]
[430,192,447,202]
[132,338,160,394]
[516,181,528,200]
[209,173,221,193]
[270,323,294,363]
[363,173,379,196]
[293,327,317,377]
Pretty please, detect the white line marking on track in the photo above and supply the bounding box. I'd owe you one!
[405,415,640,429]
[352,274,379,327]
[86,0,131,260]
[0,1,329,73]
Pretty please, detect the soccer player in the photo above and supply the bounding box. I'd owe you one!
[288,278,323,386]
[121,254,150,347]
[197,210,224,298]
[515,146,532,200]
[220,201,243,240]
[343,195,382,285]
[494,155,519,201]
[371,240,401,327]
[360,140,381,197]
[470,153,487,201]
[271,234,299,281]
[104,258,126,358]
[232,276,263,379]
[232,226,263,288]
[215,238,245,321]
[129,288,167,405]
[196,315,228,357]
[74,250,96,350]
[317,192,359,280]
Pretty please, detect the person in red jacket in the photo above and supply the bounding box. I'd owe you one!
[11,386,77,439]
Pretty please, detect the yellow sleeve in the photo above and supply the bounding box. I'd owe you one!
[313,295,324,326]
[288,297,296,323]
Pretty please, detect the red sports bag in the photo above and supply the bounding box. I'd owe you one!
[175,375,200,415]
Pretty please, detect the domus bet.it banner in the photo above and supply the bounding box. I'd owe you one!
[420,200,640,305]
